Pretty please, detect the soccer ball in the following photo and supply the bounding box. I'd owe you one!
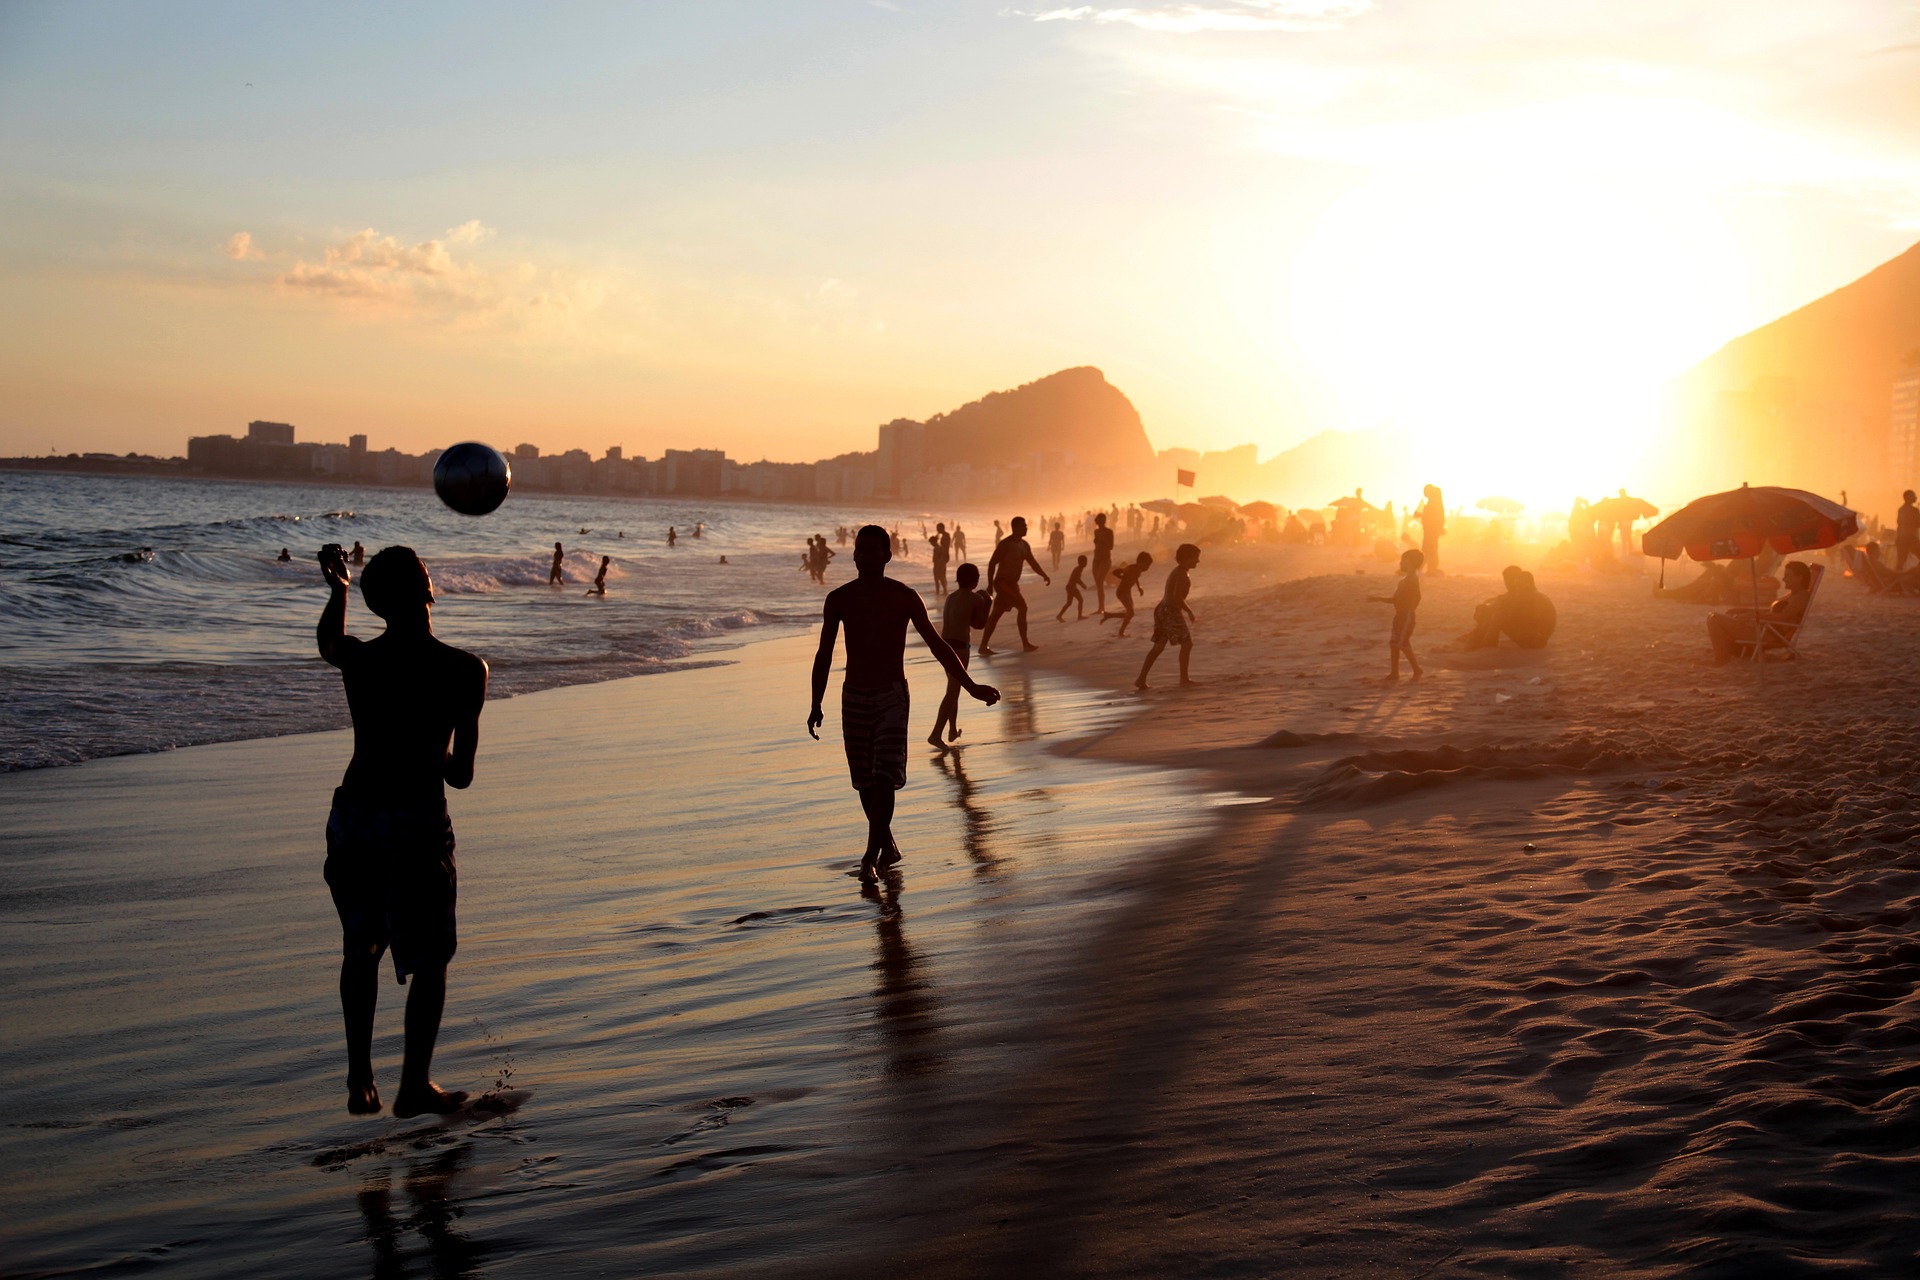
[433,443,512,516]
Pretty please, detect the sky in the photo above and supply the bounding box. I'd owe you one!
[2,0,1919,488]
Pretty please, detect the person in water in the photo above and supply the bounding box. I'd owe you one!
[351,541,366,566]
[586,555,611,597]
[809,526,998,879]
[929,562,991,748]
[1101,551,1153,637]
[978,516,1051,655]
[667,527,677,547]
[278,547,292,562]
[1136,544,1199,689]
[928,522,952,597]
[1057,554,1090,622]
[549,542,564,585]
[1371,547,1424,680]
[317,545,487,1118]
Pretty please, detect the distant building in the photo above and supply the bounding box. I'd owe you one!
[514,443,540,460]
[248,420,295,445]
[875,419,924,495]
[1893,353,1920,484]
[663,448,727,495]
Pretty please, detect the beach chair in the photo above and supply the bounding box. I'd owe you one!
[1742,563,1823,662]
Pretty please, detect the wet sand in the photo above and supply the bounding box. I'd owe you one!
[1,632,1221,1277]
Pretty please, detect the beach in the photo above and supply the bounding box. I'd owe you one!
[9,535,1920,1275]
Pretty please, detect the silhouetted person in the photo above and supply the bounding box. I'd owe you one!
[1057,554,1089,621]
[1898,490,1919,573]
[1048,521,1065,572]
[1090,512,1115,615]
[1101,551,1153,636]
[278,547,292,562]
[1136,543,1199,689]
[953,524,967,559]
[351,541,366,566]
[1461,565,1556,649]
[979,516,1051,655]
[317,545,487,1118]
[930,562,991,748]
[587,555,610,597]
[667,526,677,547]
[548,542,564,585]
[1708,560,1812,664]
[929,522,952,596]
[809,525,999,879]
[1370,547,1424,680]
[1416,485,1445,574]
[693,522,703,538]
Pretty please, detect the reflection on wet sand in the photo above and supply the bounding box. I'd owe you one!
[356,1142,488,1279]
[932,749,1001,878]
[862,875,943,1079]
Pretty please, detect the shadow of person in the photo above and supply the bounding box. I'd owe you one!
[860,875,942,1079]
[932,749,1001,879]
[355,1142,489,1279]
[1002,666,1038,741]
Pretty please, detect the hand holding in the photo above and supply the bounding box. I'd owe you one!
[806,706,823,740]
[971,683,1001,707]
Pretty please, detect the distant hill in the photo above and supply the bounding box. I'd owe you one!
[919,366,1156,471]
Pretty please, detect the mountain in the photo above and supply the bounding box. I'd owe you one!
[918,366,1156,471]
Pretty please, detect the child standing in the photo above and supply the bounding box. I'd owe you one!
[1136,543,1200,690]
[1057,555,1090,622]
[1372,548,1425,680]
[930,563,992,748]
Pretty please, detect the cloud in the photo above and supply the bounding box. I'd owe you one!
[445,219,494,246]
[222,231,263,260]
[1006,0,1371,34]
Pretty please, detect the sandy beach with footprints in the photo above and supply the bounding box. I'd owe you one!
[8,536,1920,1276]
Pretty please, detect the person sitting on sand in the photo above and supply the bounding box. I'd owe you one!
[1057,554,1090,622]
[809,526,999,880]
[1370,547,1424,680]
[549,542,564,585]
[1136,543,1200,690]
[1101,551,1153,637]
[978,516,1051,656]
[1706,560,1813,665]
[930,562,992,749]
[317,544,487,1118]
[1459,565,1557,650]
[1280,513,1309,544]
[586,555,610,597]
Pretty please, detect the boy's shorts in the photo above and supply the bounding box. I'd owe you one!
[1391,610,1417,646]
[324,788,458,984]
[1152,600,1191,646]
[842,680,910,791]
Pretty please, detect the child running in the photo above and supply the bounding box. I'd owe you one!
[1100,551,1153,636]
[1056,555,1090,622]
[1371,547,1425,680]
[929,563,991,748]
[1135,543,1199,690]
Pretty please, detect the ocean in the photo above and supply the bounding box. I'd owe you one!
[0,470,985,771]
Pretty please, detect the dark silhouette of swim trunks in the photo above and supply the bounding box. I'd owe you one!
[324,787,458,983]
[842,680,910,791]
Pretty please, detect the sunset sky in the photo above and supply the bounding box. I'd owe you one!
[3,0,1918,477]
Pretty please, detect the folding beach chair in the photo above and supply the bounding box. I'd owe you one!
[1744,563,1823,662]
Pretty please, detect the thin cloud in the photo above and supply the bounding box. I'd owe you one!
[1006,1,1371,34]
[222,230,263,260]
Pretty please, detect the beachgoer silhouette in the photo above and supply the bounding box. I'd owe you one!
[278,547,291,562]
[809,526,999,879]
[1460,565,1556,649]
[1416,485,1445,574]
[587,555,610,597]
[978,516,1051,655]
[1057,554,1089,621]
[667,526,677,547]
[1101,551,1153,636]
[549,542,564,585]
[316,544,487,1118]
[1136,543,1200,689]
[1370,547,1424,680]
[1707,560,1812,664]
[352,541,365,566]
[693,522,703,539]
[1898,490,1919,572]
[719,555,729,564]
[1090,512,1115,616]
[1048,521,1065,572]
[953,524,967,559]
[928,522,952,596]
[929,562,991,748]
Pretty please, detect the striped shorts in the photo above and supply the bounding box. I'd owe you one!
[842,680,911,791]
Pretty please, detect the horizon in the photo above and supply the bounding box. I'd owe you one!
[4,2,1920,508]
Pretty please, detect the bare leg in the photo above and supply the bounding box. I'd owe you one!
[1017,603,1037,650]
[392,967,466,1118]
[858,785,899,872]
[341,952,382,1114]
[980,601,1008,654]
[1136,638,1166,689]
[1177,639,1194,684]
[929,672,961,746]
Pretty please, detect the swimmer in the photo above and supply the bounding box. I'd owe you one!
[586,555,610,597]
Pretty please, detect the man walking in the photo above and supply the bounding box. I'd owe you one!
[979,515,1051,656]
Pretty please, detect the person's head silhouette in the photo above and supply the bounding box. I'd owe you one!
[1399,548,1424,574]
[362,546,434,624]
[854,524,892,573]
[1095,512,1107,527]
[1010,516,1027,538]
[956,562,980,590]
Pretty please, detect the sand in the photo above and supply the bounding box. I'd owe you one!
[9,537,1920,1276]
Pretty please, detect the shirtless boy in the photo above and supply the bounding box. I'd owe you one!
[978,516,1051,656]
[1057,554,1090,622]
[1136,543,1200,690]
[809,526,999,879]
[1101,550,1153,637]
[929,562,991,748]
[317,544,488,1118]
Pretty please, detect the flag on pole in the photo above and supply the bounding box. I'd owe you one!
[1176,468,1196,488]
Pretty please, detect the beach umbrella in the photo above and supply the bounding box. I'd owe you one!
[1240,500,1280,520]
[1327,494,1375,511]
[1141,498,1180,516]
[1641,483,1858,605]
[1476,496,1524,515]
[1198,494,1239,511]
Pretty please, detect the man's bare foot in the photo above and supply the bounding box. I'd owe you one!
[1135,679,1150,690]
[1383,672,1400,683]
[876,846,902,870]
[1022,642,1040,652]
[348,1078,382,1115]
[947,725,961,742]
[927,731,948,749]
[1178,678,1198,686]
[392,1083,468,1118]
[978,646,996,656]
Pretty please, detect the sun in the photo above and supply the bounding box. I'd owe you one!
[1290,167,1748,511]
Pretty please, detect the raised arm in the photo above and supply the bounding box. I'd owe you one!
[909,594,1000,706]
[316,546,355,666]
[807,599,842,738]
[444,654,488,789]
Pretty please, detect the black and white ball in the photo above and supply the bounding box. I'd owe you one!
[433,442,512,516]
